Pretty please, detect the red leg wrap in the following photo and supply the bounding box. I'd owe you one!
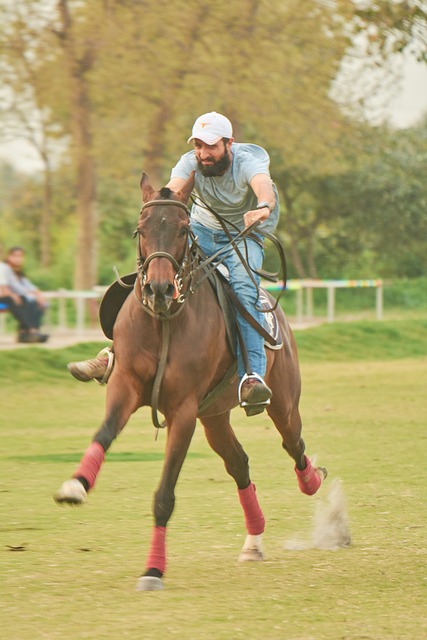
[146,526,167,575]
[72,441,105,490]
[238,482,265,535]
[295,455,322,495]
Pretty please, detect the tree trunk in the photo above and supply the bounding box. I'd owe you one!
[57,0,97,289]
[39,153,53,269]
[280,182,307,278]
[287,227,307,279]
[73,83,97,290]
[306,231,318,279]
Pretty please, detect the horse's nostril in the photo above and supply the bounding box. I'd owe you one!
[165,284,175,299]
[143,283,154,298]
[144,281,174,301]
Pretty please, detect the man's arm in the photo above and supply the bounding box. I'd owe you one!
[5,268,30,298]
[165,177,187,192]
[0,283,22,305]
[243,173,276,228]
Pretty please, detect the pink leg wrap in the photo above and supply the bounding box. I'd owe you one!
[238,482,265,535]
[295,455,322,495]
[146,526,167,575]
[72,441,105,490]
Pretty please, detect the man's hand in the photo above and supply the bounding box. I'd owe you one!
[243,206,270,229]
[35,291,47,309]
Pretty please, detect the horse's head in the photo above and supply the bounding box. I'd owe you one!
[136,172,195,316]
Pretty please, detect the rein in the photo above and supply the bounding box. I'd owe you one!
[132,194,287,433]
[189,193,287,312]
[134,197,197,432]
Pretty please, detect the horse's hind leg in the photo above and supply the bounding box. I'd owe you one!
[54,374,140,505]
[201,413,265,562]
[268,400,327,496]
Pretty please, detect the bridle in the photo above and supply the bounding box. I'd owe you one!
[135,199,196,317]
[133,197,200,433]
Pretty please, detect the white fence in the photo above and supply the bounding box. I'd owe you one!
[0,279,383,337]
[43,288,105,336]
[264,278,383,323]
[0,289,104,338]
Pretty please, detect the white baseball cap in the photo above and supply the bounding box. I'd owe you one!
[187,112,233,145]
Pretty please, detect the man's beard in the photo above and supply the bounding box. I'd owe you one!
[197,149,231,177]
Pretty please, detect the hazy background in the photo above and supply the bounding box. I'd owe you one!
[1,1,426,290]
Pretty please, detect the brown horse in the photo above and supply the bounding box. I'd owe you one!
[54,173,326,591]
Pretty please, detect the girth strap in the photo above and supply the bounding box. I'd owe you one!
[151,318,170,432]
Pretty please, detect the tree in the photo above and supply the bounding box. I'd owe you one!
[53,0,99,289]
[3,0,421,285]
[356,1,427,62]
[296,119,427,278]
[0,1,65,268]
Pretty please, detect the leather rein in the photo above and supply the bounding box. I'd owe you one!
[132,196,286,433]
[133,198,196,433]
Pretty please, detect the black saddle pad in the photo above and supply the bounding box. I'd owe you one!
[259,289,283,350]
[99,272,137,339]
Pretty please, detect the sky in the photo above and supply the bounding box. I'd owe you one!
[388,57,427,128]
[1,58,427,174]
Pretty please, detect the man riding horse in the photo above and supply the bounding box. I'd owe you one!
[69,111,280,416]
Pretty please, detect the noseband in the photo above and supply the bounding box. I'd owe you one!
[135,199,192,315]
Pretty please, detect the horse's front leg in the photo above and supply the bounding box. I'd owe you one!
[54,374,141,505]
[136,404,197,592]
[201,413,265,563]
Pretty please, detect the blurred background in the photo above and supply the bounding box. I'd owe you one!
[0,0,426,292]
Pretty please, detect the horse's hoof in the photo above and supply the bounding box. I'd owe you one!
[318,466,328,481]
[238,534,264,562]
[296,457,328,496]
[54,479,87,505]
[238,546,264,562]
[136,576,163,591]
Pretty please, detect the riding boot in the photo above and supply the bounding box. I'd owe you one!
[67,347,114,384]
[238,373,272,417]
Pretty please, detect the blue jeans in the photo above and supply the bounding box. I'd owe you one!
[191,221,266,380]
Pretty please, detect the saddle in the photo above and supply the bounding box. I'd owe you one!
[98,270,237,353]
[99,271,282,351]
[99,271,283,416]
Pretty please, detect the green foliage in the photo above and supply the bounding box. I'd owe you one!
[0,0,426,285]
[0,341,104,382]
[279,121,427,278]
[1,318,426,385]
[383,276,427,308]
[295,318,427,362]
[356,1,427,63]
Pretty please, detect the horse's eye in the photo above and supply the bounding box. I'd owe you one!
[179,227,188,238]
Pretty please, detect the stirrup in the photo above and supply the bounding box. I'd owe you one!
[94,347,115,385]
[238,372,272,409]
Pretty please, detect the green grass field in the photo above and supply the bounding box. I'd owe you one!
[1,320,426,640]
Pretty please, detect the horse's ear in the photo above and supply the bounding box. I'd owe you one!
[140,172,155,203]
[176,171,195,205]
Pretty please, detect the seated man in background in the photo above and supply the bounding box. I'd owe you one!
[3,246,49,343]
